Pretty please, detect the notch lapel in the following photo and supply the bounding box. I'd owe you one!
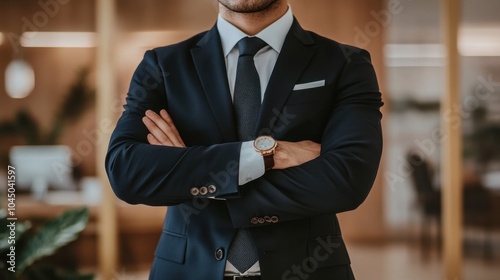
[255,20,317,136]
[191,27,238,141]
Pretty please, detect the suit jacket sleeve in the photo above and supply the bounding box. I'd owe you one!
[107,47,382,227]
[225,48,383,228]
[106,50,243,205]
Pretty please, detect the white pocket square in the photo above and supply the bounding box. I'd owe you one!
[293,80,325,91]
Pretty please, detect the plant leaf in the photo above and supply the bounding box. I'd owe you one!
[47,68,95,144]
[17,208,90,273]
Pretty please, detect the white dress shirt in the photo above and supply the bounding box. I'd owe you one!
[217,5,294,276]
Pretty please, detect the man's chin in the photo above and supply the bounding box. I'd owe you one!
[219,0,278,14]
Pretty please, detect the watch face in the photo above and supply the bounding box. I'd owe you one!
[255,136,276,151]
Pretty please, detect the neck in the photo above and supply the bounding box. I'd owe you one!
[219,1,288,36]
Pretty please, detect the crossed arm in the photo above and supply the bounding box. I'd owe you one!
[142,109,321,170]
[106,48,383,226]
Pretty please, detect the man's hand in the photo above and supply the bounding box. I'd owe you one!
[273,140,321,169]
[142,109,185,147]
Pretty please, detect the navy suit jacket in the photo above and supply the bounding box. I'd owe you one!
[106,19,383,280]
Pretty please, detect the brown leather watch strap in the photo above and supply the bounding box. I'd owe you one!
[263,154,274,170]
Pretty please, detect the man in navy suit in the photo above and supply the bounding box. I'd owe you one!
[106,0,383,279]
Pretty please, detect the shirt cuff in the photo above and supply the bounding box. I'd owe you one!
[238,141,265,185]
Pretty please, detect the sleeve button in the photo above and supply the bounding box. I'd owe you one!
[208,185,217,194]
[215,248,224,261]
[200,187,208,195]
[190,187,200,196]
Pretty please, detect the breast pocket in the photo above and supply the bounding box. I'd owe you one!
[286,87,329,105]
[273,90,333,141]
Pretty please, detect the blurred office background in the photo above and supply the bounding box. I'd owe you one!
[0,0,499,279]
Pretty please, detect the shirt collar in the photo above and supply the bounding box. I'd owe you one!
[217,5,294,57]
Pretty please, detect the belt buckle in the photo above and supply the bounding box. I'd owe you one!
[232,276,254,280]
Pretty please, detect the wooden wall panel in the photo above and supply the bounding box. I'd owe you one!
[0,0,97,175]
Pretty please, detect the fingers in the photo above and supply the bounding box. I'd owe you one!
[142,110,185,147]
[142,115,175,146]
[160,110,186,147]
[147,133,162,145]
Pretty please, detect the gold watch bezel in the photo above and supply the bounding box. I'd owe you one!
[254,135,277,155]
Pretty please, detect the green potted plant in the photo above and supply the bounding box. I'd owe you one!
[0,207,93,280]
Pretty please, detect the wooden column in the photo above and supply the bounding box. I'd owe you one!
[442,0,462,279]
[96,0,118,278]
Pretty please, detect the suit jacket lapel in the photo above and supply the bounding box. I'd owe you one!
[191,26,239,141]
[255,19,317,136]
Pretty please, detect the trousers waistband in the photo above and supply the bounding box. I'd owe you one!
[224,276,261,280]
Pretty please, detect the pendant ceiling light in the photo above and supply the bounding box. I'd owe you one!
[5,59,35,99]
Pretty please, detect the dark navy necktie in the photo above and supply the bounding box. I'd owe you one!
[233,37,268,141]
[228,37,267,273]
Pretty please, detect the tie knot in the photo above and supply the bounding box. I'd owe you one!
[237,37,267,57]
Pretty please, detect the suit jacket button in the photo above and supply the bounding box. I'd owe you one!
[215,248,224,261]
[264,216,272,223]
[190,187,200,196]
[271,216,279,223]
[258,217,265,224]
[208,185,217,194]
[200,187,208,195]
[251,217,259,225]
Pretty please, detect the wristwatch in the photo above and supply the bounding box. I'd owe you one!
[254,135,278,170]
